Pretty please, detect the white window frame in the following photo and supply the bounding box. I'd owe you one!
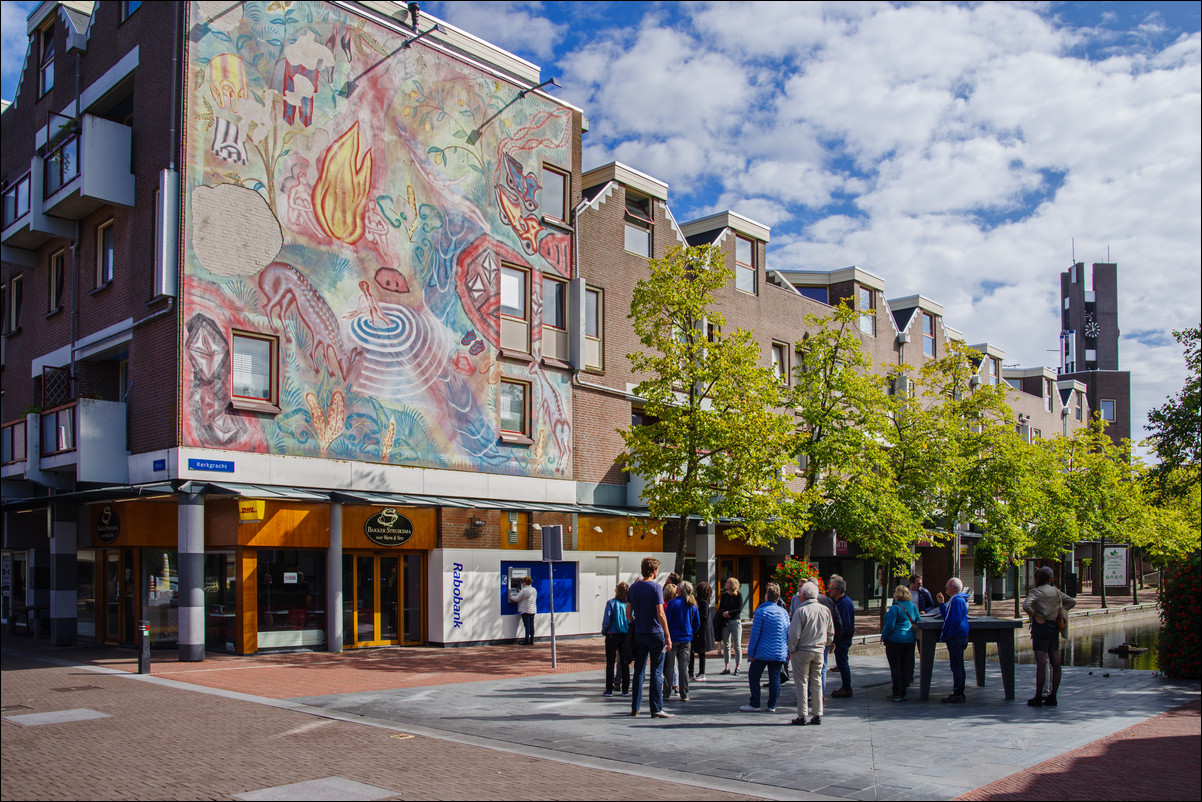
[735,235,756,295]
[987,357,999,386]
[38,24,55,96]
[49,250,65,312]
[541,164,569,223]
[230,330,279,408]
[500,263,530,354]
[771,341,788,383]
[858,286,876,336]
[623,196,652,258]
[922,312,936,358]
[1045,379,1053,412]
[584,286,603,370]
[7,275,22,333]
[96,220,115,287]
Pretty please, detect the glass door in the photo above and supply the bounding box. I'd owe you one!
[346,553,423,647]
[102,550,135,645]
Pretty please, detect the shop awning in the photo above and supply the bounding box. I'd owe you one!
[199,482,330,501]
[1,482,179,512]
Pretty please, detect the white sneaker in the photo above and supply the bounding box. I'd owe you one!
[651,710,675,718]
[739,704,762,712]
[767,707,777,713]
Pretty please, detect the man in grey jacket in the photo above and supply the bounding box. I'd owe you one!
[788,581,835,725]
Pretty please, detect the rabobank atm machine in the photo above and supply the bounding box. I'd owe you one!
[507,567,530,595]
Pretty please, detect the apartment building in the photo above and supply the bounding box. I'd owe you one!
[2,1,1093,659]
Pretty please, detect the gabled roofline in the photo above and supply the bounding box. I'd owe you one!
[581,162,669,201]
[678,210,770,243]
[774,265,885,291]
[887,294,945,317]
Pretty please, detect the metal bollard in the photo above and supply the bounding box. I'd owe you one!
[138,620,151,675]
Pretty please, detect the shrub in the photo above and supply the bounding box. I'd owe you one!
[1157,552,1200,679]
[772,558,825,603]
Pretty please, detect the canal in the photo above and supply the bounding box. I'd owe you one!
[1014,615,1161,671]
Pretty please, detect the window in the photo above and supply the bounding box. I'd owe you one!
[7,275,22,333]
[797,286,828,304]
[584,286,602,370]
[1075,392,1083,421]
[541,165,568,222]
[499,264,529,353]
[96,221,115,287]
[858,287,876,335]
[49,250,64,312]
[1033,429,1042,440]
[922,312,936,357]
[986,357,999,386]
[499,379,529,436]
[1045,379,1053,412]
[1100,399,1116,422]
[44,130,79,197]
[624,196,652,258]
[2,174,31,227]
[38,24,55,96]
[231,331,278,405]
[735,236,756,294]
[771,342,788,383]
[121,1,141,20]
[542,276,567,361]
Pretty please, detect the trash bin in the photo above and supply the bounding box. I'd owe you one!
[1064,572,1078,597]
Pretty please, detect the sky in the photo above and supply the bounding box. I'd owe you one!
[3,1,1200,452]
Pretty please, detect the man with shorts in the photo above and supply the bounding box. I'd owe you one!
[626,557,674,719]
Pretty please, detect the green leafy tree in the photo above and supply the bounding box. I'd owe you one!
[619,245,803,572]
[1146,325,1201,501]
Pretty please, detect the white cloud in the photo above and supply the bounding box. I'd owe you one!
[430,1,566,60]
[1,1,37,104]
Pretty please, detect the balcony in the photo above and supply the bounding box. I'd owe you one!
[1,418,28,478]
[12,399,130,485]
[42,114,135,219]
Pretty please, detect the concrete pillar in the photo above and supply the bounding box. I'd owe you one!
[177,493,205,662]
[49,502,78,645]
[327,502,343,653]
[30,511,51,638]
[696,521,717,593]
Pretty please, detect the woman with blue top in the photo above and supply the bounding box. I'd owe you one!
[881,585,919,702]
[937,576,971,703]
[601,582,631,697]
[663,581,701,702]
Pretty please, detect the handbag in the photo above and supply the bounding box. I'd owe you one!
[1056,611,1067,632]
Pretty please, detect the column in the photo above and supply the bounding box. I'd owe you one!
[49,502,78,645]
[177,493,205,662]
[696,521,717,592]
[327,502,343,653]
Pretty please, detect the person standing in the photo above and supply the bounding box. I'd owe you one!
[510,575,537,645]
[690,581,716,682]
[881,585,919,702]
[909,574,936,614]
[601,582,631,697]
[936,576,970,703]
[788,581,834,725]
[664,580,700,702]
[717,578,744,675]
[626,557,674,719]
[739,583,790,713]
[828,575,855,698]
[1022,566,1077,707]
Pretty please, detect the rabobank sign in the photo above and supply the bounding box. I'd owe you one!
[451,562,465,629]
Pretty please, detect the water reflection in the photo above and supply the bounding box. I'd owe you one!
[1014,616,1160,671]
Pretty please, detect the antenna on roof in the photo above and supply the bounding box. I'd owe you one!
[1071,237,1075,264]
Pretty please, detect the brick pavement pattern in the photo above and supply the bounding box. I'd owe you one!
[0,650,761,801]
[956,699,1201,801]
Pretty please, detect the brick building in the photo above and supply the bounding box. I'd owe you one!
[2,1,1093,659]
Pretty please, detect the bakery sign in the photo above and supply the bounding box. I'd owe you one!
[364,508,414,547]
[96,505,121,544]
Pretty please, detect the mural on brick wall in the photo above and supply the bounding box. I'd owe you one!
[181,1,572,477]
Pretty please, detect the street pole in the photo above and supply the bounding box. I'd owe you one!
[549,561,557,668]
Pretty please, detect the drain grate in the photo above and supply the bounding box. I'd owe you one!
[50,686,102,693]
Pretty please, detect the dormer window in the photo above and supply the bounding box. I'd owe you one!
[624,195,652,258]
[858,286,876,335]
[922,312,936,357]
[38,23,55,95]
[735,236,756,294]
[986,357,999,385]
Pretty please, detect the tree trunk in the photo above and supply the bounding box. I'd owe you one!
[1131,547,1139,605]
[1013,565,1021,619]
[1099,532,1107,609]
[984,569,992,616]
[673,515,689,577]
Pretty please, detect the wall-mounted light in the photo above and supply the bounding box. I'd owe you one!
[627,526,634,538]
[339,24,443,98]
[593,526,603,533]
[466,77,561,145]
[531,523,542,532]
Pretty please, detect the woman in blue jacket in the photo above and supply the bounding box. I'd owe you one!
[663,581,701,702]
[881,585,919,701]
[601,582,631,697]
[739,583,790,713]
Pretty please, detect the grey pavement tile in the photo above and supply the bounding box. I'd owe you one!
[233,777,398,801]
[4,707,111,726]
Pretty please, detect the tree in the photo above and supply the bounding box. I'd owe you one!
[1146,325,1201,501]
[619,245,803,573]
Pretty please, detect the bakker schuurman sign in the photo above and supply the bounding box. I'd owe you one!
[364,508,414,547]
[96,505,120,544]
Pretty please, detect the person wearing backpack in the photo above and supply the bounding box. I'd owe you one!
[602,582,632,697]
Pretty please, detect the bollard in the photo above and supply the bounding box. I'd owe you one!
[138,620,151,675]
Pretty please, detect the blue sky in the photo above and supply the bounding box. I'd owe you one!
[3,1,1200,448]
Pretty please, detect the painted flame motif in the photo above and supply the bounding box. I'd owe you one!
[305,389,346,454]
[207,53,251,112]
[380,418,396,463]
[313,123,373,245]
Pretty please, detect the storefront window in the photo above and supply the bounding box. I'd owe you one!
[142,548,178,646]
[256,550,326,649]
[204,552,237,652]
[77,550,96,638]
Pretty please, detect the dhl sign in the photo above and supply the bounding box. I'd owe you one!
[238,499,265,524]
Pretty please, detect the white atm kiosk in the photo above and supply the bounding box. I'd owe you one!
[507,567,530,595]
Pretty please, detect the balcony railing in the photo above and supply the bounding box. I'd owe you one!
[43,133,81,198]
[2,174,31,229]
[41,402,76,456]
[1,418,27,464]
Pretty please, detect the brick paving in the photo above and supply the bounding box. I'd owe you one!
[0,648,761,801]
[956,699,1201,801]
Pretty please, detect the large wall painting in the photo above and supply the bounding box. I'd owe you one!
[182,1,574,478]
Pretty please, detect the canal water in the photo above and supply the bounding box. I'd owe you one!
[1014,616,1161,671]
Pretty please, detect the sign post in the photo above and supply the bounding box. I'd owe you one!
[541,525,563,668]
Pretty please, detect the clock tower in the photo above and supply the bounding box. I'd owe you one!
[1058,262,1131,444]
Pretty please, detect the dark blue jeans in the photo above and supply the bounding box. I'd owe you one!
[833,639,852,690]
[748,659,783,709]
[521,613,535,644]
[945,636,968,693]
[631,632,666,714]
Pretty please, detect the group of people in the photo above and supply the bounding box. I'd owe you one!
[594,560,1077,720]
